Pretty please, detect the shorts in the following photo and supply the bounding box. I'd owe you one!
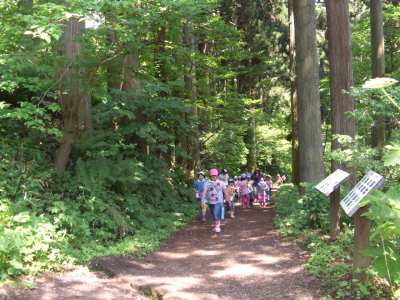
[208,202,223,221]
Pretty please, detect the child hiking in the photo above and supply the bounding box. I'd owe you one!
[256,177,267,207]
[239,175,250,208]
[201,168,224,233]
[224,178,236,218]
[193,171,207,221]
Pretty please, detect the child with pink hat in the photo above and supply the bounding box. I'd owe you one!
[201,168,224,233]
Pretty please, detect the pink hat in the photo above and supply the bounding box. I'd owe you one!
[209,168,218,176]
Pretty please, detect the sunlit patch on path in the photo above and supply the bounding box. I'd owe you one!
[6,206,321,300]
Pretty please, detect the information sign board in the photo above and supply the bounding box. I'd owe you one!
[340,171,383,217]
[315,169,351,196]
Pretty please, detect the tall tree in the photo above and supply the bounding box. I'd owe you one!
[288,0,300,185]
[371,0,386,150]
[293,0,324,183]
[235,0,257,95]
[183,20,200,173]
[325,0,356,240]
[55,16,85,173]
[352,0,387,273]
[247,116,257,171]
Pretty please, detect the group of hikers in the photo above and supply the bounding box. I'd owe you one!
[193,167,285,233]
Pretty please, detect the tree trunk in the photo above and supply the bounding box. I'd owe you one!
[183,21,200,175]
[55,17,84,174]
[18,0,32,12]
[106,30,123,94]
[122,51,147,155]
[371,0,385,78]
[352,0,386,274]
[121,52,140,91]
[371,0,385,150]
[78,90,93,132]
[293,0,324,183]
[325,0,355,240]
[289,0,300,185]
[235,0,256,95]
[247,116,257,171]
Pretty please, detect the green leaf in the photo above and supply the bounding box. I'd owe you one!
[384,144,400,166]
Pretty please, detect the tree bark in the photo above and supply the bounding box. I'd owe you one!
[293,0,324,183]
[106,30,123,94]
[325,0,356,240]
[183,21,200,174]
[352,0,386,274]
[235,0,256,95]
[289,0,300,185]
[371,0,385,78]
[18,0,32,12]
[247,116,257,171]
[78,90,93,132]
[371,0,385,150]
[55,17,84,174]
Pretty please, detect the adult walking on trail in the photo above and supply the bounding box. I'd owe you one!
[201,168,224,233]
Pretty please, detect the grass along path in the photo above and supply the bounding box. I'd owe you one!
[4,205,321,300]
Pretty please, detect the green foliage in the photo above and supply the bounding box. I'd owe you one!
[203,123,248,173]
[384,143,400,167]
[0,137,197,281]
[0,210,68,280]
[0,0,396,295]
[274,183,330,236]
[352,3,400,84]
[363,186,400,286]
[304,229,387,300]
[256,123,291,177]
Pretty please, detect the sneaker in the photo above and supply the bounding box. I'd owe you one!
[215,227,221,233]
[201,216,206,222]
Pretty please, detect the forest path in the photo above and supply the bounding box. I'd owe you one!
[6,206,321,300]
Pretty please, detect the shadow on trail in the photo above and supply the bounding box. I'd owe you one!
[6,206,320,300]
[94,206,320,300]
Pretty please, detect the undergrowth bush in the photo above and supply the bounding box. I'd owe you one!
[364,185,400,288]
[273,183,395,299]
[0,138,197,281]
[274,183,330,236]
[305,229,388,300]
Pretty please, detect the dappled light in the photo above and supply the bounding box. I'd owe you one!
[6,207,319,300]
[0,0,399,299]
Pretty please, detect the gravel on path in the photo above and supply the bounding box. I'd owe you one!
[4,205,321,300]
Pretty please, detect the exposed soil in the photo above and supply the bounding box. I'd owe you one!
[4,205,322,300]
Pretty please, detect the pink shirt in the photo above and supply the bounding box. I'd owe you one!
[239,180,250,195]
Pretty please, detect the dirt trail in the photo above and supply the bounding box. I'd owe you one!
[5,206,321,300]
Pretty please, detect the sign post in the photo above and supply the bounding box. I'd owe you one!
[315,169,351,196]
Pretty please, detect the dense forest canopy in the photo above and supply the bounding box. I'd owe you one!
[0,0,400,298]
